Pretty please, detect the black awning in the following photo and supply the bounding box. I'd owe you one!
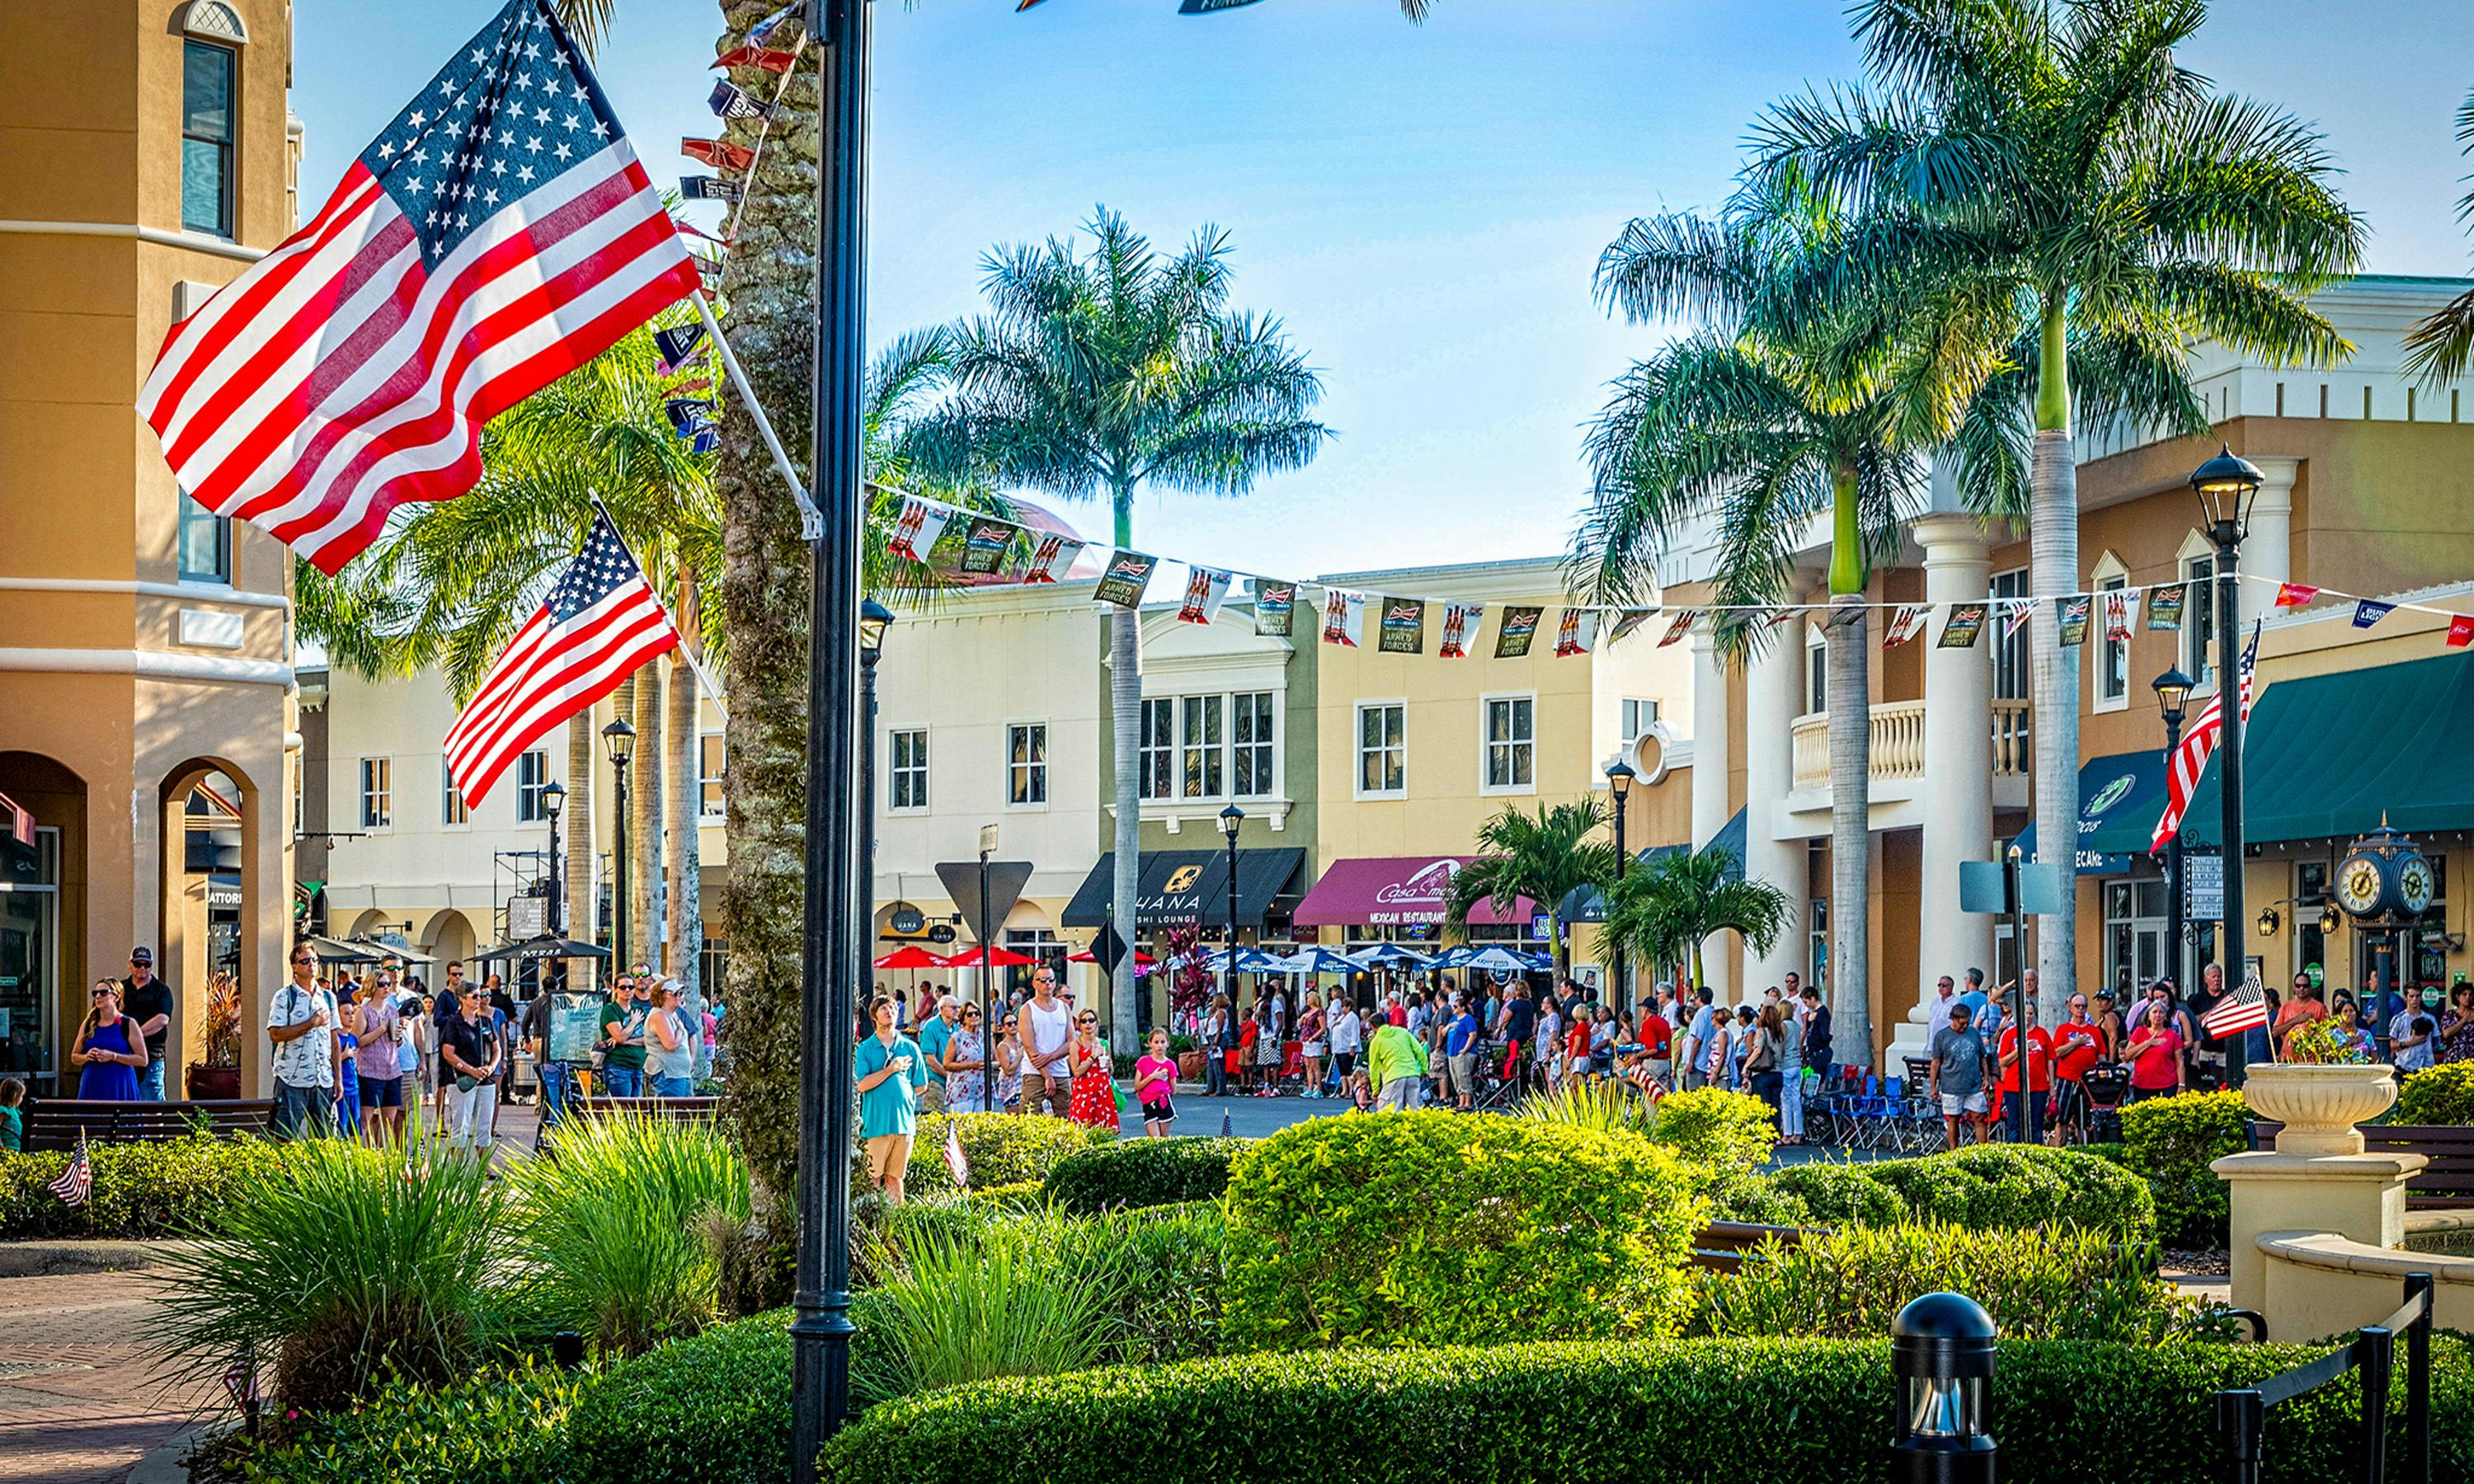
[1061,848,1305,928]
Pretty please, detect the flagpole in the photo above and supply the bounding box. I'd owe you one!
[692,293,822,542]
[790,0,869,1474]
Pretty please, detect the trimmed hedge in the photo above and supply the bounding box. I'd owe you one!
[1768,1161,1907,1226]
[902,1112,1111,1198]
[565,1308,802,1484]
[0,1132,291,1239]
[1041,1137,1246,1214]
[820,1334,2474,1484]
[236,1361,588,1484]
[2119,1089,2251,1246]
[2400,1062,2474,1125]
[1705,1146,2152,1238]
[1645,1087,1776,1183]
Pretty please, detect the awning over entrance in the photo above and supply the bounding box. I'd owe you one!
[2016,750,2172,875]
[1638,806,1748,881]
[1291,856,1536,928]
[1061,848,1305,929]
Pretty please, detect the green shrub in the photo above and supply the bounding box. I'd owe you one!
[146,1134,506,1413]
[0,1132,292,1239]
[1768,1161,1905,1227]
[1517,1080,1657,1137]
[1056,1203,1230,1364]
[1705,1172,1809,1225]
[1866,1144,2155,1239]
[2119,1089,2251,1246]
[850,1214,1113,1406]
[237,1362,587,1484]
[820,1334,2474,1484]
[506,1111,752,1356]
[2400,1063,2474,1125]
[567,1309,795,1484]
[1221,1111,1700,1350]
[1042,1136,1245,1214]
[1644,1087,1775,1185]
[1692,1221,2232,1344]
[903,1112,1109,1197]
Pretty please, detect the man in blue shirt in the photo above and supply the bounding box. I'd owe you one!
[855,995,927,1204]
[913,994,958,1115]
[1682,988,1718,1091]
[1441,996,1479,1111]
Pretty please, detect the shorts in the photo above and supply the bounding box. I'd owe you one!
[1332,1051,1357,1078]
[1940,1091,1987,1115]
[358,1074,404,1109]
[864,1133,914,1188]
[1446,1051,1478,1091]
[1303,1041,1325,1057]
[1140,1096,1176,1125]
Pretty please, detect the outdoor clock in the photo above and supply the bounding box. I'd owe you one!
[2400,855,2437,917]
[2334,855,2386,918]
[2331,824,2434,926]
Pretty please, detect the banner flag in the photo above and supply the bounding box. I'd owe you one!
[1320,589,1367,648]
[654,323,706,373]
[689,427,718,454]
[2352,599,2395,629]
[1094,550,1159,608]
[682,137,756,171]
[1658,609,1698,647]
[2274,581,2321,608]
[2057,594,2092,647]
[1997,598,2034,641]
[1938,601,1988,649]
[1882,603,1931,647]
[886,496,954,563]
[1606,608,1658,645]
[1378,597,1427,654]
[665,397,716,431]
[958,517,1022,575]
[1437,602,1482,658]
[1177,566,1234,625]
[1019,532,1084,585]
[1253,580,1296,636]
[712,45,800,73]
[747,1,802,45]
[1766,606,1803,628]
[2451,616,2474,648]
[1494,604,1543,658]
[708,80,772,121]
[1553,608,1599,656]
[2104,589,2133,644]
[2145,582,2186,632]
[680,176,741,203]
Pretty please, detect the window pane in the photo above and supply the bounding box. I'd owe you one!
[701,735,725,815]
[1385,706,1404,746]
[183,42,233,137]
[1512,740,1532,787]
[176,493,228,580]
[1362,707,1380,748]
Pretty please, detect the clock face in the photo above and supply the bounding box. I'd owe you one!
[2400,857,2436,915]
[2335,857,2385,917]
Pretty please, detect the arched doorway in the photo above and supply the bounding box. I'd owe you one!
[0,753,86,1097]
[422,909,480,984]
[159,757,260,1095]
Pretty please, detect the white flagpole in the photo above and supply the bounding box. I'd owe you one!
[691,292,821,543]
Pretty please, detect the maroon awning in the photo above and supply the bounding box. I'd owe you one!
[1292,856,1536,928]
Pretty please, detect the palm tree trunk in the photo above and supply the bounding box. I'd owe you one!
[633,662,665,974]
[565,716,595,976]
[1690,942,1704,992]
[713,0,819,1212]
[1107,472,1143,1051]
[2030,293,2079,1029]
[667,644,704,1075]
[1827,600,1872,1069]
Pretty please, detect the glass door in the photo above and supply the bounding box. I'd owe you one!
[0,829,61,1094]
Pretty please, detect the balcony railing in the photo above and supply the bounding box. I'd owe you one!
[1790,700,2031,791]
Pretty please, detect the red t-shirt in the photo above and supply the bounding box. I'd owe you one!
[1639,1014,1672,1060]
[1997,1026,2053,1092]
[1566,1021,1591,1059]
[2126,1027,2184,1090]
[1386,1005,1408,1027]
[2048,1021,2104,1082]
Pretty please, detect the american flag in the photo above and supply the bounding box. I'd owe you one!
[2151,622,2261,853]
[2201,981,2269,1039]
[48,1133,92,1208]
[136,0,698,575]
[942,1123,971,1189]
[442,509,681,805]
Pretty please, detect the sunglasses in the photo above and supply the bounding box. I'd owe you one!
[1076,1016,1096,1026]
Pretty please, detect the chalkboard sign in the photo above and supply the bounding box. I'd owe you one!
[547,993,601,1066]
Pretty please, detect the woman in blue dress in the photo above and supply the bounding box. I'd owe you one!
[73,980,147,1101]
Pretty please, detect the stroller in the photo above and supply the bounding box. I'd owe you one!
[2077,1064,2133,1144]
[1469,1039,1526,1111]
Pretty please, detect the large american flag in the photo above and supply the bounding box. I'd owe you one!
[137,0,699,574]
[2151,622,2261,853]
[443,509,680,805]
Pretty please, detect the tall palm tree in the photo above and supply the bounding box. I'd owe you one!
[1747,0,2363,1024]
[919,209,1329,1054]
[1446,801,1619,978]
[1605,848,1791,993]
[2405,87,2474,384]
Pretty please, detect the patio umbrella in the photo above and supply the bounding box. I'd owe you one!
[360,939,438,965]
[1206,947,1289,973]
[301,934,383,965]
[1352,943,1432,970]
[1283,946,1362,974]
[937,946,1040,969]
[473,935,610,962]
[1065,946,1156,969]
[872,945,949,970]
[1458,946,1539,977]
[1427,945,1476,970]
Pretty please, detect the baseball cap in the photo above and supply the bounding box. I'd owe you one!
[130,946,153,965]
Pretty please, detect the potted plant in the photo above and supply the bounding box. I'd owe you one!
[1159,923,1213,1081]
[186,973,243,1099]
[2242,1017,2394,1155]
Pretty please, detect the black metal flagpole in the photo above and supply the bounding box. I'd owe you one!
[790,0,869,1474]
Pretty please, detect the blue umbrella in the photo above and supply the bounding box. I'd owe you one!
[1459,946,1537,976]
[1284,946,1362,974]
[1352,943,1432,970]
[1427,945,1476,970]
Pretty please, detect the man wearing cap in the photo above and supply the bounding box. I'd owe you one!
[914,995,959,1116]
[120,947,175,1101]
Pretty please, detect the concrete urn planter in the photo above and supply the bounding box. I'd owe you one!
[2243,1063,2398,1155]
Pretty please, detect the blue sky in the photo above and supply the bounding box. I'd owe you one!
[296,0,2474,577]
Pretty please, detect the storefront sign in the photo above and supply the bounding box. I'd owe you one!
[2186,852,2223,919]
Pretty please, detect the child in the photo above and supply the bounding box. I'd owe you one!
[0,1078,23,1152]
[336,1015,363,1139]
[1135,1029,1178,1139]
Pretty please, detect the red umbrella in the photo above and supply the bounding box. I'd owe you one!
[1067,946,1155,968]
[872,946,949,970]
[938,946,1039,968]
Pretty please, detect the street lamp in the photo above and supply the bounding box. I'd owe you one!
[1605,759,1635,1004]
[2152,668,2193,998]
[2190,444,2264,1085]
[603,716,635,970]
[858,599,894,973]
[1221,804,1245,1021]
[541,780,567,939]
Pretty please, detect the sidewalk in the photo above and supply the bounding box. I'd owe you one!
[0,1261,214,1484]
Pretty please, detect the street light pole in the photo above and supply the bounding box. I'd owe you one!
[542,781,567,941]
[603,718,635,970]
[2152,670,2191,1009]
[1221,805,1244,1027]
[1605,760,1634,1006]
[2190,445,2262,1087]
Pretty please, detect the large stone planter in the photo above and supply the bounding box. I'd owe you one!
[2243,1063,2398,1155]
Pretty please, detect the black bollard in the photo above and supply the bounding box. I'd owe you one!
[1889,1292,1998,1484]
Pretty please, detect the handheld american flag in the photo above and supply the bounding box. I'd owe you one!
[443,509,682,806]
[2151,622,2260,854]
[137,0,699,574]
[2200,981,2269,1040]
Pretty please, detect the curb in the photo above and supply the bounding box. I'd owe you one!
[126,1425,214,1484]
[0,1239,195,1280]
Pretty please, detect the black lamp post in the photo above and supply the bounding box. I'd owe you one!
[2190,444,2265,1086]
[602,717,635,969]
[541,780,567,940]
[1888,1292,1998,1484]
[859,599,893,971]
[2152,668,2193,1004]
[1221,804,1245,1017]
[1605,759,1634,1004]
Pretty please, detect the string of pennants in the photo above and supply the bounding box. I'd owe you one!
[880,491,2474,659]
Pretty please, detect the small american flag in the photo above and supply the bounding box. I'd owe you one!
[942,1123,970,1189]
[2152,622,2260,853]
[136,0,698,574]
[442,509,681,805]
[48,1133,92,1208]
[221,1350,259,1413]
[2201,981,2269,1040]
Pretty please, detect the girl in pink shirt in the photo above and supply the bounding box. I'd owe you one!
[1135,1028,1178,1138]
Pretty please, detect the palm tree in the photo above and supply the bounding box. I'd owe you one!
[2405,87,2474,384]
[1605,848,1791,993]
[919,209,1329,1054]
[1747,0,2363,1024]
[1446,801,1619,978]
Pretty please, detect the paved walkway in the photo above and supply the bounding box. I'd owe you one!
[0,1263,210,1484]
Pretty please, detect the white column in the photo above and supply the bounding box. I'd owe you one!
[2239,457,2298,635]
[1900,514,1996,1068]
[1743,615,1807,998]
[1688,631,1737,1003]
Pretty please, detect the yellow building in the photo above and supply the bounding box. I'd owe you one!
[0,0,299,1097]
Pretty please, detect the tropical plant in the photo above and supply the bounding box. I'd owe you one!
[2405,87,2474,383]
[850,1216,1114,1407]
[918,209,1329,1053]
[1445,799,1617,975]
[1646,1086,1780,1185]
[1747,0,2364,1024]
[1604,847,1791,993]
[2281,1016,2375,1065]
[1518,1078,1657,1138]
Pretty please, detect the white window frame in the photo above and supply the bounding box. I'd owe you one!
[2177,530,2219,696]
[1620,697,1659,745]
[1230,690,1276,799]
[1991,566,2030,702]
[1179,693,1226,800]
[1006,721,1049,810]
[1479,692,1536,796]
[2091,552,2131,713]
[515,749,551,822]
[1355,700,1407,801]
[887,728,929,813]
[1137,697,1174,801]
[1804,623,1827,716]
[359,756,392,830]
[441,758,468,828]
[699,731,726,821]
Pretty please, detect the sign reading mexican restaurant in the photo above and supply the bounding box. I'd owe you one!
[1295,856,1538,928]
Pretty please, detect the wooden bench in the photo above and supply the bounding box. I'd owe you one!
[1690,1220,1827,1274]
[21,1098,275,1153]
[2250,1121,2474,1209]
[570,1095,721,1125]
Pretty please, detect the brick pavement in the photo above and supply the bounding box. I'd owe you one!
[0,1265,213,1484]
